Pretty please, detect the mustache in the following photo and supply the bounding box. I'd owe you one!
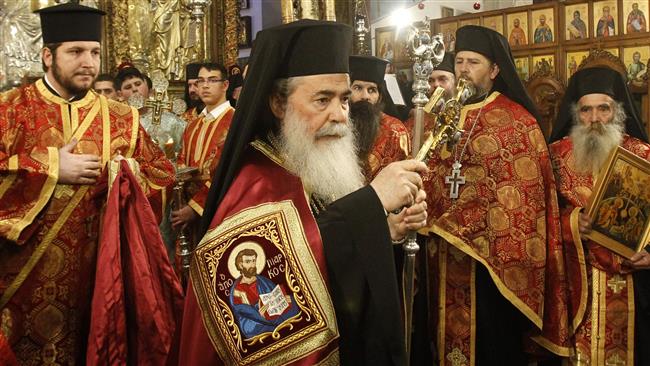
[589,122,605,133]
[74,71,96,77]
[315,122,350,138]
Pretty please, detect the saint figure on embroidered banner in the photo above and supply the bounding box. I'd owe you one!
[228,242,299,339]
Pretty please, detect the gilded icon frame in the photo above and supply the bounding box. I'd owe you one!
[586,146,650,258]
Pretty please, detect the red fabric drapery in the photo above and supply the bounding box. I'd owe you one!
[87,160,183,366]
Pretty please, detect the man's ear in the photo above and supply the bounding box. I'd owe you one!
[269,94,286,120]
[222,80,229,91]
[42,48,53,70]
[489,63,500,81]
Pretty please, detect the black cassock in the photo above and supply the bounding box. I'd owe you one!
[316,186,407,366]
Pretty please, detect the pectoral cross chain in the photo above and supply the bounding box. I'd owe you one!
[445,162,466,199]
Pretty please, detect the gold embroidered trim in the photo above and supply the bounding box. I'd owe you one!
[597,270,607,364]
[198,107,233,167]
[627,275,635,365]
[470,260,476,366]
[185,116,202,164]
[250,140,284,167]
[61,103,71,141]
[34,79,95,108]
[0,185,89,309]
[531,336,571,357]
[70,99,101,143]
[7,155,17,171]
[71,103,79,133]
[431,224,542,329]
[569,207,589,332]
[191,200,338,365]
[126,107,139,158]
[0,156,18,199]
[438,239,448,366]
[7,147,59,242]
[100,95,111,164]
[146,179,165,191]
[0,175,15,200]
[188,199,204,216]
[590,268,599,363]
[457,91,500,131]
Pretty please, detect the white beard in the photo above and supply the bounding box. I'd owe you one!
[570,105,625,175]
[276,105,365,204]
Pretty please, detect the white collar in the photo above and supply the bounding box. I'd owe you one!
[201,100,231,121]
[43,74,76,102]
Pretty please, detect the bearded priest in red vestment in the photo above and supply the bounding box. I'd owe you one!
[420,25,570,364]
[0,4,177,364]
[178,20,431,365]
[182,63,203,122]
[548,67,650,365]
[348,55,410,181]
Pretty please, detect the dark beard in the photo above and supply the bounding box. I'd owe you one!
[52,55,92,96]
[242,266,257,278]
[350,100,382,161]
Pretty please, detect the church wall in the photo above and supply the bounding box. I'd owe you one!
[370,0,479,59]
[238,0,264,60]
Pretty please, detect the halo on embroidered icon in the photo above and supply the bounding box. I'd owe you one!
[227,241,267,278]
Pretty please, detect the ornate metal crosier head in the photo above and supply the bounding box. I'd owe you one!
[401,18,445,107]
[414,78,476,163]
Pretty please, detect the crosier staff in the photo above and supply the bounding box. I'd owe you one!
[399,19,444,363]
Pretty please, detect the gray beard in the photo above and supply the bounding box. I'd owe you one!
[570,105,625,175]
[276,105,365,205]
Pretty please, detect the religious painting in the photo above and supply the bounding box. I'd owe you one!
[565,3,589,40]
[531,8,554,44]
[238,16,252,49]
[482,15,504,35]
[396,66,413,83]
[438,21,458,52]
[624,1,648,34]
[594,0,618,37]
[191,201,338,364]
[566,50,589,81]
[393,27,412,63]
[623,46,650,82]
[586,147,650,259]
[506,12,529,47]
[240,0,249,10]
[375,26,396,62]
[514,57,529,81]
[441,6,454,18]
[532,54,555,74]
[459,18,480,27]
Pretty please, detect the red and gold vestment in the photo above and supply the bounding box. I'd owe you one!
[176,106,234,216]
[0,80,175,364]
[365,112,409,181]
[422,92,569,364]
[550,134,650,365]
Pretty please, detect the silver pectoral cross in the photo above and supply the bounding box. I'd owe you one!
[445,162,466,199]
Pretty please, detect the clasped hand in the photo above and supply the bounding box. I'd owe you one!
[370,160,429,240]
[579,212,650,271]
[57,139,101,184]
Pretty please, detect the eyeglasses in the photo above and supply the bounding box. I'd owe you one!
[196,78,227,86]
